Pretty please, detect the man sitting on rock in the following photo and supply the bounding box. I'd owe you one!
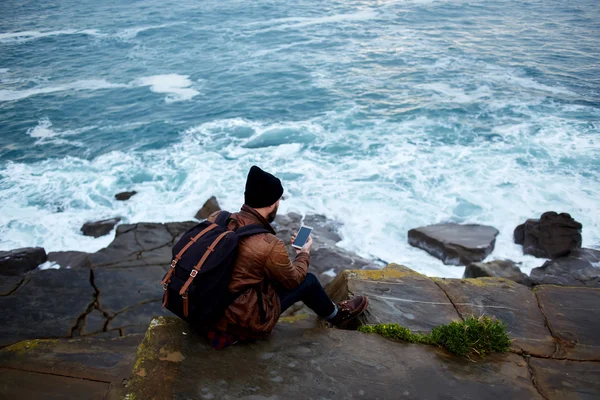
[206,166,368,349]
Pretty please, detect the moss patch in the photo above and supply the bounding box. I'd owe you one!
[4,339,59,354]
[359,316,510,359]
[278,313,310,324]
[350,264,425,281]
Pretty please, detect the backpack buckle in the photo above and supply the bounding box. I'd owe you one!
[190,270,198,278]
[162,283,168,291]
[182,292,188,300]
[170,260,177,268]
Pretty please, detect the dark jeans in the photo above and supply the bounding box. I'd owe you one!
[276,273,335,317]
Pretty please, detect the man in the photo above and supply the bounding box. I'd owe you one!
[206,165,368,349]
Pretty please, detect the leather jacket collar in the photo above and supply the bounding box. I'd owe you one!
[239,204,276,235]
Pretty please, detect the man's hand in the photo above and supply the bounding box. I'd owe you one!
[291,233,313,255]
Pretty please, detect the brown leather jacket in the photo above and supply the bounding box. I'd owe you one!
[208,205,310,338]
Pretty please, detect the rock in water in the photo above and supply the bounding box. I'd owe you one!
[0,247,47,276]
[513,212,582,259]
[464,260,533,286]
[408,223,499,266]
[115,191,137,201]
[194,196,221,220]
[47,251,92,269]
[530,248,600,287]
[81,217,122,238]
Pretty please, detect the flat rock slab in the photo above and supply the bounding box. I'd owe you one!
[529,357,600,400]
[327,264,461,332]
[465,260,532,286]
[48,251,92,269]
[434,277,556,357]
[81,217,122,238]
[108,301,170,333]
[408,223,499,265]
[0,275,24,296]
[0,247,47,276]
[126,316,541,400]
[531,248,600,287]
[0,269,94,347]
[0,368,109,400]
[90,222,196,268]
[535,285,600,360]
[95,265,166,315]
[0,335,142,383]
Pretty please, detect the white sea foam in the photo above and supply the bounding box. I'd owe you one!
[133,74,200,103]
[25,118,94,146]
[1,112,598,279]
[0,74,199,103]
[250,9,377,34]
[38,261,60,270]
[0,29,102,43]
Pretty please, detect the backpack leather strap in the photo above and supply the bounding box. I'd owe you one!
[161,223,218,286]
[179,230,233,296]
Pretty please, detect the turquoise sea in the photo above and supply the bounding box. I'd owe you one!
[1,0,599,277]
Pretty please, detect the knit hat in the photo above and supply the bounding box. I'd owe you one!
[244,166,284,208]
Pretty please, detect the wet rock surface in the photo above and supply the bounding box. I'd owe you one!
[126,316,542,400]
[0,247,47,276]
[530,248,600,287]
[327,264,460,332]
[535,285,600,360]
[0,334,142,400]
[81,217,122,238]
[464,260,532,286]
[514,212,582,259]
[194,195,221,220]
[434,277,556,357]
[408,223,499,265]
[47,251,92,269]
[528,357,600,399]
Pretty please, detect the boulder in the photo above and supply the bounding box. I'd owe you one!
[534,285,600,360]
[47,251,92,269]
[408,223,499,265]
[530,248,600,287]
[0,334,142,400]
[0,247,47,276]
[0,269,95,347]
[434,277,556,357]
[80,217,121,238]
[115,191,137,201]
[0,276,24,296]
[514,212,582,259]
[194,196,221,220]
[327,264,461,332]
[464,260,532,286]
[126,316,542,400]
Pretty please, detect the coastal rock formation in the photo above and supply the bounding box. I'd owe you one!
[464,260,532,286]
[126,316,542,400]
[530,248,600,287]
[194,196,221,220]
[0,247,47,276]
[514,212,582,259]
[47,251,92,269]
[115,191,137,201]
[80,217,122,238]
[408,223,499,265]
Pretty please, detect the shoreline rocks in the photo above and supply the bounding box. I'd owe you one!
[0,247,47,276]
[194,196,221,220]
[81,217,122,238]
[408,223,499,266]
[115,191,137,201]
[464,260,532,286]
[514,212,582,259]
[530,248,600,287]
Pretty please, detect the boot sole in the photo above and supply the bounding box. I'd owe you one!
[337,296,369,328]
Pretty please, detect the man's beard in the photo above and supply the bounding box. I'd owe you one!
[267,205,278,223]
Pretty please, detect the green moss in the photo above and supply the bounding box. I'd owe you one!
[359,316,510,359]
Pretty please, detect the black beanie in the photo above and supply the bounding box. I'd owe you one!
[244,166,284,208]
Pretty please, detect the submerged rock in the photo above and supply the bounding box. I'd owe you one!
[408,223,499,266]
[0,247,47,276]
[194,196,221,220]
[115,191,137,201]
[514,212,582,259]
[80,217,122,238]
[530,248,600,287]
[464,260,532,286]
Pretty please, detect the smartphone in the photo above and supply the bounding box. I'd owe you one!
[292,225,313,249]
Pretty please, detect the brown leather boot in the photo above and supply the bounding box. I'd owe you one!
[327,296,369,328]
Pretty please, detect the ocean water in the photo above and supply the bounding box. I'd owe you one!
[1,0,599,278]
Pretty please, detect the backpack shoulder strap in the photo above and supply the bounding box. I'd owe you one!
[214,211,232,227]
[235,224,272,238]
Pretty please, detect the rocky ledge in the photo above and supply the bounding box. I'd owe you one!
[125,265,600,400]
